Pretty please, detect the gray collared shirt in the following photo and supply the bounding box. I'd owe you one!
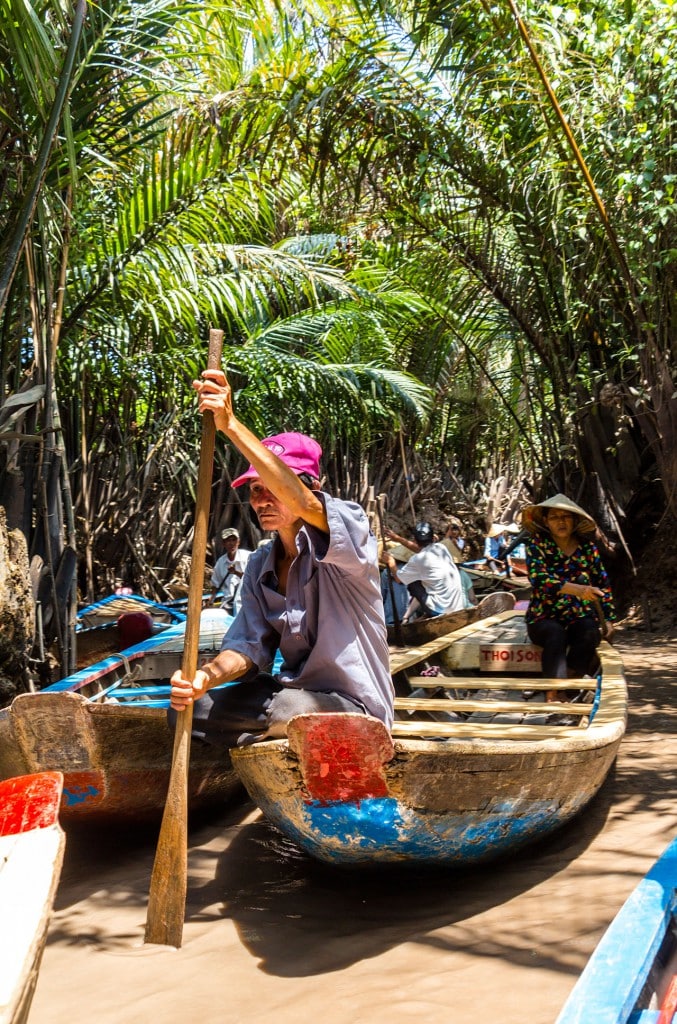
[221,491,394,728]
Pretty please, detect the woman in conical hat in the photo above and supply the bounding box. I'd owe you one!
[521,494,596,536]
[521,494,616,695]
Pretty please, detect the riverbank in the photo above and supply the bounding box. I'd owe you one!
[30,628,677,1024]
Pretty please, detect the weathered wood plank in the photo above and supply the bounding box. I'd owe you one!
[388,633,465,673]
[390,719,585,740]
[406,676,595,691]
[388,609,521,674]
[394,696,593,715]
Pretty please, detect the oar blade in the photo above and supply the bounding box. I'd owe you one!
[144,707,192,947]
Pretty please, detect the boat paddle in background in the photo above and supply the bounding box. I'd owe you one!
[144,327,224,948]
[376,492,404,647]
[576,573,611,640]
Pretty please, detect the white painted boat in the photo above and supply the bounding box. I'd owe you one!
[0,772,65,1024]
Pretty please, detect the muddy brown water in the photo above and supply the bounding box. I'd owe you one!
[30,632,677,1024]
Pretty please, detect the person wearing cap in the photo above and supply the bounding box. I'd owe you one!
[209,527,252,615]
[168,367,394,746]
[382,521,468,618]
[522,494,616,692]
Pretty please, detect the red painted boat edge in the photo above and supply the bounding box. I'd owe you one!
[0,772,64,836]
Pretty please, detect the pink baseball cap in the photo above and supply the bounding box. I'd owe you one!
[231,432,323,488]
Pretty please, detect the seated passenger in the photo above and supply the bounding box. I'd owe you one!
[522,493,616,698]
[483,523,509,572]
[441,520,466,564]
[383,521,468,618]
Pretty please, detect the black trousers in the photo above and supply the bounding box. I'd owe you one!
[406,580,437,617]
[167,673,366,749]
[527,616,601,678]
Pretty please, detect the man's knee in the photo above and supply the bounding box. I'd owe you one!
[266,687,364,732]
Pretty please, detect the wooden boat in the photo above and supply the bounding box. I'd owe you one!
[0,772,65,1024]
[75,593,186,669]
[0,610,239,824]
[555,835,677,1024]
[231,609,627,866]
[387,590,516,646]
[463,564,532,599]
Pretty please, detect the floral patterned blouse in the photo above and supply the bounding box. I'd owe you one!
[526,534,616,626]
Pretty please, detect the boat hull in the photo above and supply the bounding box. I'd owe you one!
[233,611,627,867]
[232,714,623,866]
[0,610,238,824]
[387,590,515,646]
[0,693,236,824]
[75,593,185,669]
[0,772,65,1024]
[556,835,677,1024]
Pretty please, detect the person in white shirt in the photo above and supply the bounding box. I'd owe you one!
[383,521,467,618]
[210,528,252,614]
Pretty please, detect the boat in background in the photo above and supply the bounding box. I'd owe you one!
[75,593,185,668]
[233,610,627,867]
[0,772,65,1024]
[463,563,532,599]
[555,835,677,1024]
[387,590,516,646]
[0,610,239,824]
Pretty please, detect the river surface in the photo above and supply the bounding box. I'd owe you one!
[30,632,677,1024]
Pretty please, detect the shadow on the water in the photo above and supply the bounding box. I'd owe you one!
[199,764,621,978]
[49,759,617,971]
[53,792,250,902]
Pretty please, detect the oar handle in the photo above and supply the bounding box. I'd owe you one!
[575,573,610,641]
[144,328,224,949]
[181,329,223,681]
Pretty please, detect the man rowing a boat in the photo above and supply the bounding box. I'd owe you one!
[168,368,394,747]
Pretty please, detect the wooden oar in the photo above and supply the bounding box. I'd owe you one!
[576,573,611,640]
[144,327,224,948]
[376,493,404,647]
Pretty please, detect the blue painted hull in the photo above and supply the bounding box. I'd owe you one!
[232,727,620,867]
[556,836,677,1024]
[255,793,582,866]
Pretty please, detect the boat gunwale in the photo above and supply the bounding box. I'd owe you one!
[555,835,677,1024]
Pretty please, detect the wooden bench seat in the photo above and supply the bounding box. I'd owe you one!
[390,719,585,740]
[389,632,465,674]
[406,676,595,692]
[393,696,593,716]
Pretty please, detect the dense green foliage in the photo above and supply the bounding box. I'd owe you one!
[1,0,675,677]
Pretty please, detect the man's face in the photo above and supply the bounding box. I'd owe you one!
[224,535,239,556]
[248,479,299,532]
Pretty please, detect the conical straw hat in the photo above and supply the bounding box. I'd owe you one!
[520,494,597,535]
[377,540,414,564]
